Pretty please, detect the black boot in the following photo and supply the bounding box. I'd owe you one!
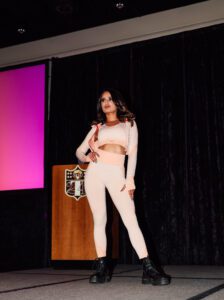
[89,257,111,284]
[141,256,171,285]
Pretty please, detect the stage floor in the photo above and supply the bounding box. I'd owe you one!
[1,265,224,300]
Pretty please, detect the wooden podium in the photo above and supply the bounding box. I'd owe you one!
[51,164,119,260]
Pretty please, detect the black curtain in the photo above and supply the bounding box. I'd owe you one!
[49,24,224,265]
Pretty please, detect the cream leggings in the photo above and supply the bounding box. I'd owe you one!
[84,149,148,259]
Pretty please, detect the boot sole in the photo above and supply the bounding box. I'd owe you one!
[89,275,111,284]
[142,277,171,285]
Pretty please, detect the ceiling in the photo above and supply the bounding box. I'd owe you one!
[0,0,208,49]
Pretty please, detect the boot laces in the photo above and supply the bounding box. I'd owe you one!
[144,258,160,275]
[93,258,106,273]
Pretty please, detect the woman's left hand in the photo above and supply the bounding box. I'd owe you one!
[128,189,135,200]
[120,185,134,200]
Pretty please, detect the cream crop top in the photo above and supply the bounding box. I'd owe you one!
[76,121,138,190]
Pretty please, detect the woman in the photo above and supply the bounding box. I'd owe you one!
[76,88,171,285]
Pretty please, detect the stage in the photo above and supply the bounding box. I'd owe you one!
[0,265,224,300]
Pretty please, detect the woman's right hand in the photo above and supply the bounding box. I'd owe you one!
[88,151,100,163]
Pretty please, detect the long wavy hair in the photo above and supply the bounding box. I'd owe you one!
[92,88,135,127]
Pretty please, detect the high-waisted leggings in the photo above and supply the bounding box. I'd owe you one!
[84,148,148,259]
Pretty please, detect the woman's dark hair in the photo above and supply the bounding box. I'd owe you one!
[92,88,135,126]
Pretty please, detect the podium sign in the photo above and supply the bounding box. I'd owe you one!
[51,164,119,260]
[65,165,86,200]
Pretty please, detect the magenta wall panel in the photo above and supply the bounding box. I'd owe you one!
[0,64,45,191]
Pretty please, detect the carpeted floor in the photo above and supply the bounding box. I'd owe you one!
[1,265,224,300]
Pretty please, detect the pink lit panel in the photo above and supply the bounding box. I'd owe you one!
[0,64,45,191]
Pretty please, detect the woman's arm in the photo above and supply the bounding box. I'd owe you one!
[126,121,138,190]
[75,126,97,163]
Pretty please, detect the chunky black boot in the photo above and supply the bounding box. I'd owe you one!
[89,257,111,284]
[141,256,171,285]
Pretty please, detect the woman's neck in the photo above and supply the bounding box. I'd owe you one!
[105,114,119,126]
[105,113,118,123]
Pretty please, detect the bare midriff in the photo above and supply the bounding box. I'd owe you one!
[98,144,126,155]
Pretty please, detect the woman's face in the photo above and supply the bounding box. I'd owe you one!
[100,91,117,114]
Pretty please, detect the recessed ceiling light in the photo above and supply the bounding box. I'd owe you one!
[115,2,125,10]
[17,28,26,34]
[56,0,74,15]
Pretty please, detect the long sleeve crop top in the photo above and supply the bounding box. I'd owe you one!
[76,121,138,190]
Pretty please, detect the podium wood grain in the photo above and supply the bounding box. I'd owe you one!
[51,164,119,260]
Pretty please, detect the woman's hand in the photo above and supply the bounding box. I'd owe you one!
[128,189,135,200]
[88,151,100,162]
[120,184,135,200]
